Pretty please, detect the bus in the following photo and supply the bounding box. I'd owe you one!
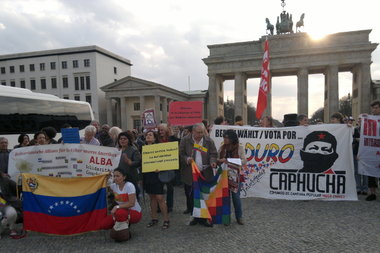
[0,86,94,147]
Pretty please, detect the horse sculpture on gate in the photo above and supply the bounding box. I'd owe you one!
[265,18,274,35]
[296,13,305,32]
[276,11,294,34]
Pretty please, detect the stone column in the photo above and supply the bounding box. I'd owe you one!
[234,72,248,123]
[154,95,161,124]
[116,98,121,127]
[324,65,339,122]
[207,74,218,121]
[359,63,372,114]
[106,97,113,126]
[297,68,309,116]
[162,97,168,123]
[120,97,127,130]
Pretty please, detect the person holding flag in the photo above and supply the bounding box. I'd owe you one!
[179,123,217,227]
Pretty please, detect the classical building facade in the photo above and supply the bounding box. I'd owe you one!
[0,46,131,122]
[101,76,207,130]
[203,30,378,122]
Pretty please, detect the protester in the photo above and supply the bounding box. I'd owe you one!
[57,123,72,143]
[117,131,141,197]
[42,127,58,144]
[157,123,179,213]
[143,130,170,229]
[101,168,142,230]
[80,125,100,146]
[109,126,122,147]
[260,116,273,127]
[214,116,228,125]
[91,120,101,139]
[353,114,367,195]
[98,129,114,147]
[33,132,47,145]
[365,100,380,201]
[13,134,29,149]
[179,123,217,227]
[0,137,11,175]
[330,112,345,124]
[101,124,110,133]
[297,114,309,126]
[234,115,244,126]
[217,129,247,225]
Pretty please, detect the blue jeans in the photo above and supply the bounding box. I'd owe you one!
[354,158,368,192]
[231,183,243,219]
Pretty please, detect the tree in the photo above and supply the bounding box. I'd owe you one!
[310,107,324,123]
[310,93,352,123]
[223,100,258,125]
[339,93,352,117]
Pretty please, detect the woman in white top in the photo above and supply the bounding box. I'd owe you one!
[102,168,142,229]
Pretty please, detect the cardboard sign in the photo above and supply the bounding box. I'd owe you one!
[168,101,203,126]
[142,142,179,173]
[61,128,80,143]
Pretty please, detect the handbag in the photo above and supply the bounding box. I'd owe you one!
[158,170,175,183]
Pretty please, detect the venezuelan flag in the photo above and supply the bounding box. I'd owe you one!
[22,173,108,235]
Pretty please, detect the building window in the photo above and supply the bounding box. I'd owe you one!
[85,95,92,105]
[19,65,25,72]
[62,76,68,88]
[133,103,140,111]
[20,80,26,88]
[74,77,79,90]
[10,66,15,73]
[73,60,78,68]
[1,81,6,86]
[39,63,45,71]
[41,78,46,89]
[63,95,69,99]
[86,76,90,90]
[51,77,57,89]
[10,80,15,87]
[62,61,67,69]
[74,95,80,101]
[114,67,117,74]
[160,103,162,111]
[30,79,36,90]
[80,76,85,90]
[30,64,35,72]
[84,59,90,67]
[133,119,141,130]
[50,62,56,70]
[0,67,5,74]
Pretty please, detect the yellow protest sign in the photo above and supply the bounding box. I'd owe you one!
[142,142,179,173]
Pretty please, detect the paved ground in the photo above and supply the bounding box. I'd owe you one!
[1,187,380,253]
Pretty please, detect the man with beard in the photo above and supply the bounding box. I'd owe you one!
[298,131,339,174]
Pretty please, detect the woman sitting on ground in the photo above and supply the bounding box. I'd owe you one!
[143,130,170,229]
[102,168,142,229]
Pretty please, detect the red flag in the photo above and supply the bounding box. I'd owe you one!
[256,39,270,119]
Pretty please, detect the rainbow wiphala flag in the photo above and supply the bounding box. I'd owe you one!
[192,162,230,224]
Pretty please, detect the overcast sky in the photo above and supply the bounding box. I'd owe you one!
[1,0,379,120]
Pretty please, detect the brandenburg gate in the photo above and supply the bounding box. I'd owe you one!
[203,30,378,122]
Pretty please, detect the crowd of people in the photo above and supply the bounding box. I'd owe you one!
[0,100,379,240]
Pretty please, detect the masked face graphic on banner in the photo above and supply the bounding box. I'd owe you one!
[299,131,339,173]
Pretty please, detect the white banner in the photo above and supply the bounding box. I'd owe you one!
[8,144,121,181]
[210,124,357,201]
[358,115,380,177]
